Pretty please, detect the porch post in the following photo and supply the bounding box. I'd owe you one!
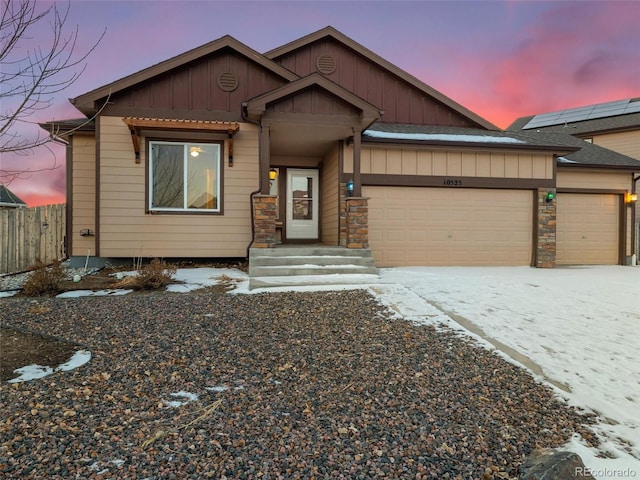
[345,197,369,249]
[535,188,556,267]
[259,125,271,194]
[252,194,277,248]
[352,128,362,197]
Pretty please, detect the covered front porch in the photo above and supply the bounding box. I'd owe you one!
[243,73,380,250]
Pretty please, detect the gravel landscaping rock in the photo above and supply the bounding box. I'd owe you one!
[0,289,597,479]
[520,449,595,479]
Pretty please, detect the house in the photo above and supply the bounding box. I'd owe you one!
[43,27,640,275]
[509,99,640,264]
[0,184,27,208]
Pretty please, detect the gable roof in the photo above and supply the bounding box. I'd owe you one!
[244,73,381,126]
[508,98,640,135]
[265,26,500,131]
[72,35,299,116]
[0,184,27,207]
[514,130,640,169]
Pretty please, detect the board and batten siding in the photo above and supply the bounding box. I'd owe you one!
[271,38,476,127]
[98,116,259,258]
[320,143,340,245]
[70,133,97,257]
[343,146,554,179]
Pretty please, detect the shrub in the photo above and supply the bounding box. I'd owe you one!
[133,258,177,290]
[22,259,66,296]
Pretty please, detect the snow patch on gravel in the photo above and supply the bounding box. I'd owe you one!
[163,391,199,407]
[8,349,92,383]
[57,289,133,298]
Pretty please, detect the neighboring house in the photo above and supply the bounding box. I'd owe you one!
[0,184,27,208]
[509,99,640,264]
[42,27,640,271]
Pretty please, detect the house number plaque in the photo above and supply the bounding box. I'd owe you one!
[443,178,463,186]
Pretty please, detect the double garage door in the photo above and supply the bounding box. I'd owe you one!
[365,187,621,267]
[365,187,533,267]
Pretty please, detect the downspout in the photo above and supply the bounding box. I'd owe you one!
[633,174,640,264]
[48,133,72,260]
[242,102,263,258]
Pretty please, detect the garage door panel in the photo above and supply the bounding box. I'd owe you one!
[556,193,619,265]
[364,186,533,267]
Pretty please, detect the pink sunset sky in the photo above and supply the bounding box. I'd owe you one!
[2,0,639,207]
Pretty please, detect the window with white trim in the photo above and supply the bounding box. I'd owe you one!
[149,141,221,212]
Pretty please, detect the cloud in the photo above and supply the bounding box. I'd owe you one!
[429,1,640,128]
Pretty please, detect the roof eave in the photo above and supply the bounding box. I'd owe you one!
[556,162,640,171]
[72,35,299,115]
[362,136,578,153]
[265,26,500,132]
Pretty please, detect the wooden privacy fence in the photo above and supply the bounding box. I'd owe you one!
[0,204,66,274]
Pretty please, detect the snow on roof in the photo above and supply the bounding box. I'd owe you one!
[557,156,578,163]
[364,130,526,144]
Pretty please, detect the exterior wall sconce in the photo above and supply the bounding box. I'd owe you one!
[80,228,95,237]
[346,180,354,197]
[545,192,555,203]
[269,168,278,181]
[625,192,638,205]
[41,220,49,230]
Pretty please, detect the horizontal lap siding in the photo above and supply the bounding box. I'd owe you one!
[365,186,533,267]
[98,116,258,258]
[592,130,640,160]
[321,144,339,245]
[71,134,97,256]
[556,170,631,190]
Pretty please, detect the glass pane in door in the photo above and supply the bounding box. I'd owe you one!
[292,176,313,220]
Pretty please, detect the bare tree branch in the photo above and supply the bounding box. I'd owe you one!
[0,0,105,163]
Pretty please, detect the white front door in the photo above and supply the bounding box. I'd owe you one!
[286,168,319,239]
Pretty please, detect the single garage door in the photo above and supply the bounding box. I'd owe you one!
[364,186,533,267]
[556,193,620,265]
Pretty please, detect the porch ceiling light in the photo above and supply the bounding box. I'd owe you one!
[269,168,278,180]
[625,192,638,204]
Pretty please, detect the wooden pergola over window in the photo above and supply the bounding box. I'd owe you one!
[122,117,240,162]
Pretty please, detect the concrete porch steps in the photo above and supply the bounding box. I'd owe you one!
[249,245,379,289]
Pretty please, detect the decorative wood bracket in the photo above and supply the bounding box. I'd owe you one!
[122,117,240,164]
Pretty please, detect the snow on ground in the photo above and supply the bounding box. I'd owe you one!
[8,350,92,383]
[56,289,133,298]
[242,265,640,478]
[4,264,639,478]
[167,267,247,293]
[163,391,199,408]
[372,266,640,479]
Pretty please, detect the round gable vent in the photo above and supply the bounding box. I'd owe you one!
[218,72,239,92]
[316,55,336,75]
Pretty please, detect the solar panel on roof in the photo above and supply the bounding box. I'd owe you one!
[522,98,640,129]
